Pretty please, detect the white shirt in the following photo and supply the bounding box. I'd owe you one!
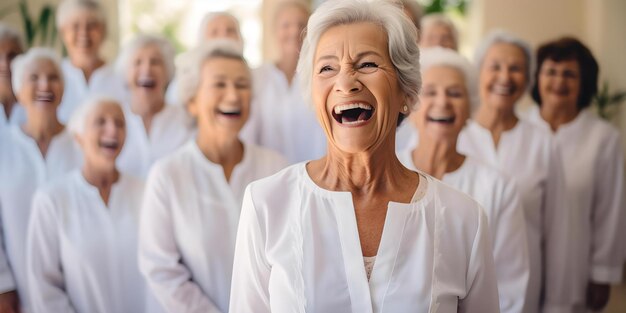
[139,141,288,313]
[117,105,193,178]
[0,104,26,129]
[229,163,500,313]
[398,151,529,313]
[59,59,126,124]
[458,120,572,313]
[0,126,81,310]
[240,63,327,163]
[527,107,625,306]
[26,171,146,313]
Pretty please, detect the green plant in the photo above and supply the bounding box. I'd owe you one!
[0,0,60,49]
[421,0,469,15]
[594,81,626,120]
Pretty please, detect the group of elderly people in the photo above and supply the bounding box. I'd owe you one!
[0,0,623,312]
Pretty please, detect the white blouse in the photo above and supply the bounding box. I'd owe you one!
[527,107,625,306]
[139,141,288,313]
[458,120,572,313]
[229,163,500,313]
[0,104,26,129]
[398,150,529,313]
[27,171,146,313]
[117,105,193,178]
[0,126,81,310]
[240,63,327,164]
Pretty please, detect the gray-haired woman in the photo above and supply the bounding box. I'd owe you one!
[229,1,499,312]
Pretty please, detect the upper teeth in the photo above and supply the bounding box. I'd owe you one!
[334,103,372,114]
[492,85,513,95]
[36,92,53,101]
[220,108,240,114]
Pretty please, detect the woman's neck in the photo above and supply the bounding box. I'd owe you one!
[276,57,298,86]
[540,102,579,132]
[70,55,105,82]
[411,136,464,180]
[196,131,244,182]
[131,96,165,135]
[81,162,119,205]
[0,92,17,118]
[21,113,64,157]
[474,103,518,147]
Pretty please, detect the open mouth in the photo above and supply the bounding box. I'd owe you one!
[216,107,242,118]
[491,84,515,96]
[427,115,455,124]
[332,103,374,126]
[35,92,55,103]
[76,38,93,48]
[99,139,120,152]
[137,77,156,89]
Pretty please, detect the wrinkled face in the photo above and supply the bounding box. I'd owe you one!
[0,38,22,91]
[17,59,64,117]
[126,44,168,102]
[420,24,456,50]
[77,101,126,166]
[188,57,251,138]
[204,15,241,43]
[412,65,469,142]
[60,9,105,59]
[275,5,308,59]
[538,58,580,110]
[312,22,406,154]
[479,43,528,111]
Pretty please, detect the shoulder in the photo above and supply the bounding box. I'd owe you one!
[426,176,485,226]
[246,163,304,205]
[582,111,621,142]
[148,142,194,179]
[34,171,81,209]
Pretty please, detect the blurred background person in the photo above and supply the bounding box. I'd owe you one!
[527,37,625,312]
[115,34,192,178]
[398,47,529,313]
[0,23,25,129]
[56,0,125,124]
[419,13,459,51]
[139,40,287,313]
[27,97,147,313]
[401,0,424,36]
[457,30,571,313]
[0,48,81,312]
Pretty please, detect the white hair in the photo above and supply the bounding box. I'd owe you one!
[420,14,458,49]
[176,39,248,106]
[297,0,421,108]
[56,0,107,31]
[420,47,479,112]
[197,12,242,44]
[11,48,63,95]
[115,34,176,84]
[473,29,534,90]
[273,0,311,24]
[67,94,123,136]
[0,23,24,52]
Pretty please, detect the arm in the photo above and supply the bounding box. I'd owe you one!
[26,191,76,313]
[0,201,17,295]
[229,186,271,313]
[138,167,222,313]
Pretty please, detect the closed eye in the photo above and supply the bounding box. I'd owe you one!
[319,65,333,73]
[358,62,378,69]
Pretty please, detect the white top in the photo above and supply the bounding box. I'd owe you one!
[0,104,26,129]
[398,150,529,313]
[395,121,417,151]
[240,63,327,164]
[117,105,193,178]
[0,126,81,310]
[26,171,146,313]
[458,120,571,313]
[229,163,500,313]
[526,107,625,305]
[139,141,288,313]
[59,59,126,124]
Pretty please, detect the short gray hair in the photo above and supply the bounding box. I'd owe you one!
[68,94,124,136]
[0,23,24,52]
[11,47,63,95]
[56,0,107,30]
[176,39,248,106]
[115,34,176,84]
[474,29,534,90]
[273,0,311,25]
[420,47,479,112]
[297,0,421,108]
[198,11,242,44]
[421,14,458,50]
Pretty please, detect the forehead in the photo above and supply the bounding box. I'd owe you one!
[542,58,579,69]
[423,65,465,84]
[315,22,389,59]
[425,23,452,35]
[485,42,527,63]
[26,58,59,73]
[90,101,123,116]
[133,44,163,58]
[207,16,237,29]
[201,57,249,77]
[66,8,102,23]
[277,5,308,20]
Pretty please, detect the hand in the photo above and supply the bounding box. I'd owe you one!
[586,281,610,311]
[0,291,18,313]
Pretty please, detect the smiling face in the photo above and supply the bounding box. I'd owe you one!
[420,24,456,50]
[479,43,528,112]
[275,5,309,60]
[204,15,241,42]
[0,38,22,96]
[17,58,64,118]
[77,101,126,168]
[412,65,469,143]
[538,58,580,111]
[312,22,406,154]
[188,57,251,139]
[60,9,105,60]
[126,44,168,112]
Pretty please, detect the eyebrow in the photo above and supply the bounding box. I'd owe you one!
[315,50,383,63]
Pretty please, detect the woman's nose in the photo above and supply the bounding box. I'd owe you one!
[334,71,362,94]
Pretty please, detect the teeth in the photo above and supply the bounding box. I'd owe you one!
[35,92,54,101]
[137,77,156,87]
[218,108,241,114]
[492,85,513,95]
[334,103,372,114]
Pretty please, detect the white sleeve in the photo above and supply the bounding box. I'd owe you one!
[26,191,76,313]
[590,133,625,283]
[542,143,574,312]
[138,167,222,313]
[0,201,16,293]
[492,183,529,313]
[229,186,271,313]
[459,207,501,313]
